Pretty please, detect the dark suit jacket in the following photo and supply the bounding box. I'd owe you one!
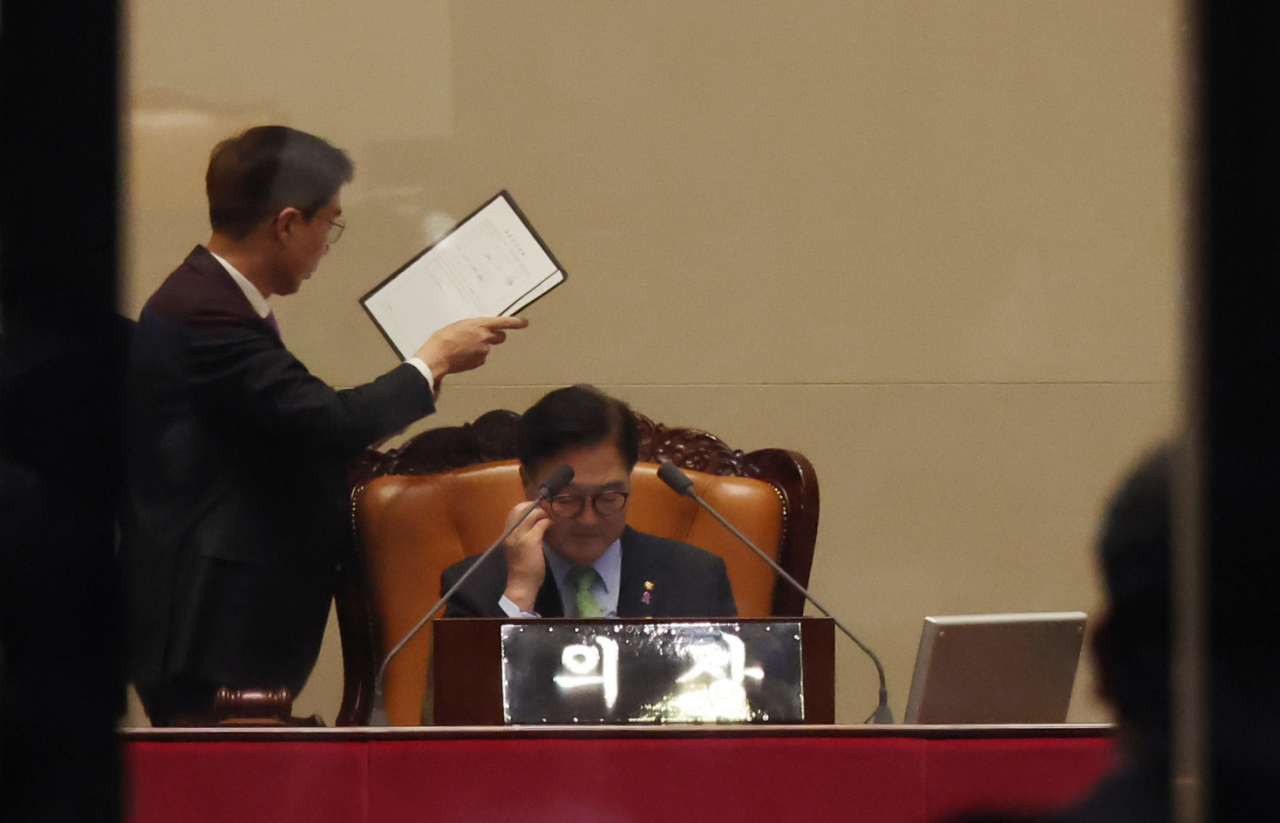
[121,246,437,695]
[943,753,1170,823]
[440,525,738,618]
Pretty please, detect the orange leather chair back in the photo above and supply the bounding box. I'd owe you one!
[355,460,785,726]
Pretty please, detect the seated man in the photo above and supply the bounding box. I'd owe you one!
[441,385,737,618]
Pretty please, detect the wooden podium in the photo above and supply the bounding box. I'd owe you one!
[433,616,835,725]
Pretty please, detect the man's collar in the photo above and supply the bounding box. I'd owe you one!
[207,248,271,319]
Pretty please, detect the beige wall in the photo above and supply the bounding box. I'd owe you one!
[124,1,1185,726]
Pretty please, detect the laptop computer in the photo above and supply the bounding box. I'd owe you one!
[903,611,1087,725]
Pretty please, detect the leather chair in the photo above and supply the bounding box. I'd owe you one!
[336,410,819,726]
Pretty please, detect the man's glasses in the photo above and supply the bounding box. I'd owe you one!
[547,491,630,518]
[325,218,345,245]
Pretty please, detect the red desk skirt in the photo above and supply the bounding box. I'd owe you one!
[123,725,1115,823]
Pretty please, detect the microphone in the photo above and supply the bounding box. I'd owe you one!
[657,462,895,724]
[369,463,575,723]
[536,463,576,499]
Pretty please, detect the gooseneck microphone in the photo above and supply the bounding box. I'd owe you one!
[657,462,894,724]
[370,463,575,722]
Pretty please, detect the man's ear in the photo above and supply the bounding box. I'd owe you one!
[272,207,304,241]
[518,465,539,500]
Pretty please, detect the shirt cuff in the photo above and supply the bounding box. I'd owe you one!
[405,356,437,398]
[498,595,539,619]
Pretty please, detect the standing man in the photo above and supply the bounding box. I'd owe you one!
[122,126,525,725]
[441,385,737,619]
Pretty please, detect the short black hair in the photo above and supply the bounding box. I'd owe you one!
[518,385,640,473]
[1094,444,1172,742]
[206,125,354,240]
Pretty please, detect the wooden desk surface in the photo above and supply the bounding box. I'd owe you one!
[122,721,1114,742]
[123,724,1117,823]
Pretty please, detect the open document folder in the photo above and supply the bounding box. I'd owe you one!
[361,191,566,359]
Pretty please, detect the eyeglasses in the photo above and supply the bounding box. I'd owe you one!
[324,218,345,245]
[547,490,630,518]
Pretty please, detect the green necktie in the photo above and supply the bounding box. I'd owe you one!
[570,566,604,618]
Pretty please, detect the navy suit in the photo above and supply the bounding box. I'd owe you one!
[121,246,437,715]
[440,525,737,618]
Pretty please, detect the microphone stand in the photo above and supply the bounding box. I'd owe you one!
[657,462,894,724]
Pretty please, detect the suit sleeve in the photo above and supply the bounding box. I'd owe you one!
[182,311,435,453]
[440,556,506,618]
[710,555,738,617]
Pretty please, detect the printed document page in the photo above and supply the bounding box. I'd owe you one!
[362,193,564,358]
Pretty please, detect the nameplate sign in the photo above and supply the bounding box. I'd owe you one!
[499,621,804,724]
